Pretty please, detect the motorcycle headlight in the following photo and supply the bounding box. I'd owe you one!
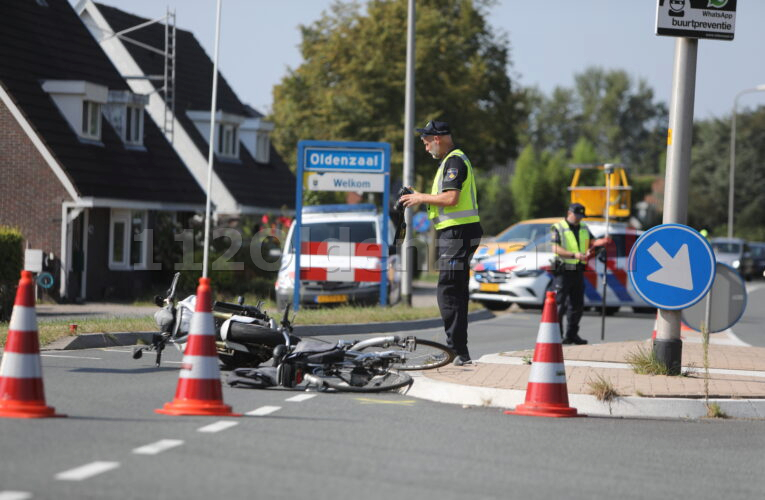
[277,273,294,289]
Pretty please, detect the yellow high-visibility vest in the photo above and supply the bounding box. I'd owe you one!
[428,149,480,230]
[553,220,590,265]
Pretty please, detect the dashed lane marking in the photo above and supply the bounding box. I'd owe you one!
[0,492,32,500]
[132,439,184,455]
[355,398,416,406]
[41,354,101,360]
[246,406,281,416]
[55,461,120,481]
[285,394,317,402]
[198,421,239,433]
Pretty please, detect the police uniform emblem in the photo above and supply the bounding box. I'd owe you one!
[445,167,458,181]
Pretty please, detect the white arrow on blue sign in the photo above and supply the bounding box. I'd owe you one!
[628,223,716,310]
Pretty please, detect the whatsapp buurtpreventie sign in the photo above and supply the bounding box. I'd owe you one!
[656,0,736,40]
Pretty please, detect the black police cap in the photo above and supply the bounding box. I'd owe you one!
[416,120,451,136]
[568,203,586,216]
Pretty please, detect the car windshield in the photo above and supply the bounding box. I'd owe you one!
[289,221,377,251]
[751,245,765,258]
[494,223,550,244]
[712,242,741,254]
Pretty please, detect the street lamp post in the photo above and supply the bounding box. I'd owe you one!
[728,84,765,239]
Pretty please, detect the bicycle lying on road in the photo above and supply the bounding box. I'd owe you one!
[132,273,455,393]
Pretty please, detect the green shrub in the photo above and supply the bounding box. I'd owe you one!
[0,226,24,321]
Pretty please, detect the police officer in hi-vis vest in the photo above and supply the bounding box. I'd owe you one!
[400,121,483,366]
[550,203,610,344]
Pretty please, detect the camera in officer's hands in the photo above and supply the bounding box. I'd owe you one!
[393,186,413,213]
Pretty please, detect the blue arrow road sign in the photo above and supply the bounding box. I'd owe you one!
[628,224,716,310]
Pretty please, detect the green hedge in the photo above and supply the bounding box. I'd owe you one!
[0,226,24,321]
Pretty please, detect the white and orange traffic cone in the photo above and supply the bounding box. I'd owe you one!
[651,312,658,340]
[0,271,64,418]
[506,291,580,418]
[156,277,239,417]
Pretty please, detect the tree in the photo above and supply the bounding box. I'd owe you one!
[270,0,526,179]
[525,67,667,174]
[689,106,765,239]
[476,173,514,235]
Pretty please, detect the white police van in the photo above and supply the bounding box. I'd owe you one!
[468,218,653,314]
[275,204,399,309]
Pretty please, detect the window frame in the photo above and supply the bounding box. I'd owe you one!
[124,105,144,145]
[255,131,270,163]
[217,122,239,158]
[109,209,149,270]
[81,100,102,140]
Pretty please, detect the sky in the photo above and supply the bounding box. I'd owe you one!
[74,0,765,121]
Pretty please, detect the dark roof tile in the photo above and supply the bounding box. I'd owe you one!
[0,0,206,206]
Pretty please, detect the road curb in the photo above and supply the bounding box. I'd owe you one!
[404,370,765,419]
[40,309,495,350]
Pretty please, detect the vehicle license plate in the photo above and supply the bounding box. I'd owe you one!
[316,294,348,304]
[479,283,500,292]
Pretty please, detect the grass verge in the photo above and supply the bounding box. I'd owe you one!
[625,345,670,376]
[1,302,483,347]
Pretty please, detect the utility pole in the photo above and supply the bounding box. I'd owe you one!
[401,0,416,306]
[654,37,697,375]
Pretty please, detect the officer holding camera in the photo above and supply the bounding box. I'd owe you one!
[399,121,482,366]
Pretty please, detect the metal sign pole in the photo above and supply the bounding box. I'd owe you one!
[655,37,698,375]
[600,164,613,341]
[202,0,223,279]
[401,0,416,306]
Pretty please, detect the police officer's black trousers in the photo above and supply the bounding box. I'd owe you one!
[436,222,483,357]
[553,270,585,340]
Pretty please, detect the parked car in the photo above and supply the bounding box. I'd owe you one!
[710,237,755,281]
[748,242,765,279]
[275,204,399,309]
[469,218,652,314]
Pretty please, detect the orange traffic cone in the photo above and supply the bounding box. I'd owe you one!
[156,278,239,417]
[651,312,658,340]
[0,271,64,418]
[506,291,580,418]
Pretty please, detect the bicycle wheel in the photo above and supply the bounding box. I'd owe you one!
[357,338,455,370]
[321,371,413,393]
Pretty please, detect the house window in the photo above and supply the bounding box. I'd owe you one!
[125,106,143,145]
[217,123,239,158]
[81,100,101,139]
[256,132,270,163]
[109,209,148,270]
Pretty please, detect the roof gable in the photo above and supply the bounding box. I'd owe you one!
[0,0,205,206]
[93,2,296,212]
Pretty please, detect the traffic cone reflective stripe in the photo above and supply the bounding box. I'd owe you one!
[0,271,64,418]
[156,278,239,417]
[506,291,580,418]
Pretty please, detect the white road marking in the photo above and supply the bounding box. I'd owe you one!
[197,420,239,433]
[0,492,32,500]
[55,461,120,481]
[285,393,317,402]
[41,354,101,360]
[132,439,184,455]
[246,406,281,416]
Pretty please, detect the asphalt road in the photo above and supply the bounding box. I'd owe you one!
[1,284,763,499]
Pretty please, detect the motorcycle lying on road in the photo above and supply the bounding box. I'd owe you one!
[133,273,456,392]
